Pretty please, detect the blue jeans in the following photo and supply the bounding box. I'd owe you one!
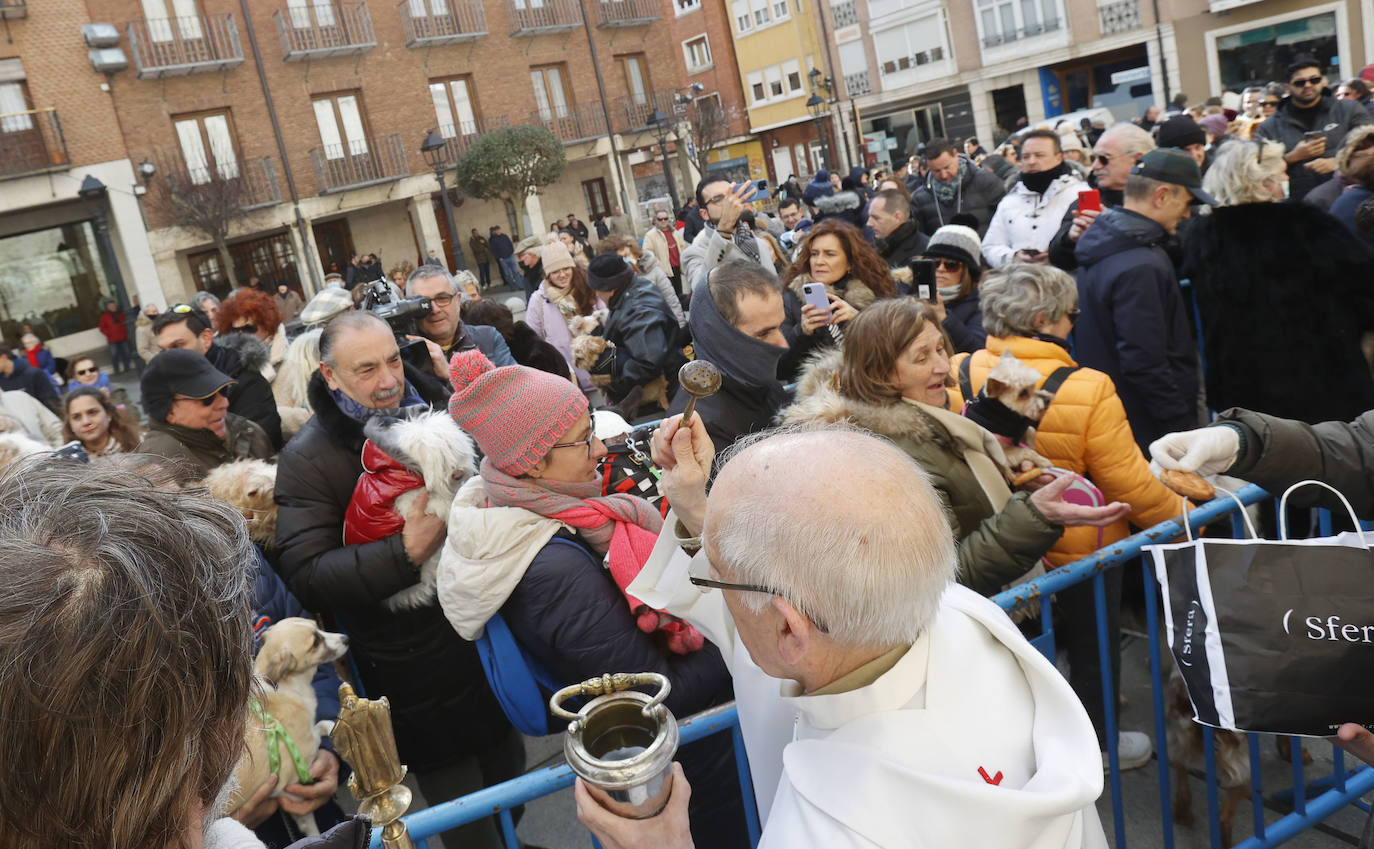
[108,340,132,374]
[476,261,491,287]
[497,256,520,288]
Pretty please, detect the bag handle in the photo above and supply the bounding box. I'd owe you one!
[1278,480,1368,546]
[1181,482,1258,542]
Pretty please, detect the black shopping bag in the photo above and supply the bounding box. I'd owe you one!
[1144,481,1374,737]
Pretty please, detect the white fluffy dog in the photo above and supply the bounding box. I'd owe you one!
[347,410,479,611]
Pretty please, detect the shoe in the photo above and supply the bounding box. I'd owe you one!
[1102,730,1153,772]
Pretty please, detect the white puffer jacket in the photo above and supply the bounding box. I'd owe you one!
[981,171,1086,268]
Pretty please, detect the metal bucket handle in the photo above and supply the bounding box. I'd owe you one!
[549,672,672,730]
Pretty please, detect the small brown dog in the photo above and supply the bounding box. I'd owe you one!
[568,317,670,412]
[202,459,279,549]
[229,618,350,836]
[1166,667,1249,847]
[967,351,1054,476]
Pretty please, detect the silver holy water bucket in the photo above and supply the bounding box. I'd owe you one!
[550,672,680,819]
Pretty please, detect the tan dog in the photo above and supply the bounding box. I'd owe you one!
[229,618,350,836]
[1166,666,1249,846]
[202,459,278,549]
[978,351,1055,475]
[568,316,670,412]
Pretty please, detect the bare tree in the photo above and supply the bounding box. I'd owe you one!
[685,98,743,178]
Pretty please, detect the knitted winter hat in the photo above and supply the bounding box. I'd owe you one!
[586,253,634,292]
[447,349,587,476]
[542,241,574,274]
[923,224,984,282]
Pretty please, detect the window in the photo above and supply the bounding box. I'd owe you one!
[765,66,784,98]
[747,62,808,105]
[140,0,202,41]
[429,76,479,137]
[531,64,571,121]
[978,0,1058,44]
[873,16,946,76]
[173,110,239,183]
[783,58,802,92]
[409,0,450,15]
[747,71,765,104]
[621,54,649,105]
[0,223,116,341]
[674,0,700,13]
[684,35,712,71]
[287,0,335,28]
[188,231,301,298]
[772,0,789,21]
[733,0,785,32]
[1215,12,1338,91]
[732,0,752,31]
[312,91,369,159]
[0,61,32,134]
[582,178,610,218]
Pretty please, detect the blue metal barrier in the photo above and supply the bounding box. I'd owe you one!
[376,483,1373,849]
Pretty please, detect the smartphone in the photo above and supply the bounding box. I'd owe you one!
[801,282,831,316]
[908,259,937,303]
[398,337,431,371]
[1078,189,1101,213]
[1304,131,1326,143]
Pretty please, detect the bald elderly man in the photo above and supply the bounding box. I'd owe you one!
[577,419,1108,849]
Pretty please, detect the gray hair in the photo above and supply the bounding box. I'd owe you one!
[405,264,456,297]
[706,424,956,647]
[979,263,1079,338]
[0,458,255,849]
[319,311,388,367]
[1096,123,1156,158]
[191,290,220,310]
[1201,140,1287,206]
[274,327,323,409]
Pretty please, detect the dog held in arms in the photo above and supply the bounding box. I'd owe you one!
[567,314,670,414]
[962,351,1054,481]
[343,409,478,610]
[229,617,350,836]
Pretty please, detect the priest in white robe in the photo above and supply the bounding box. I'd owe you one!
[575,419,1110,849]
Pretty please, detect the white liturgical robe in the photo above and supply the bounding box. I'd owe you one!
[629,518,1109,849]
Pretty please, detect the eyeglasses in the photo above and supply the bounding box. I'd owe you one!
[429,293,456,308]
[1290,76,1323,89]
[1067,307,1081,326]
[172,389,226,407]
[549,430,599,458]
[704,193,728,207]
[687,556,829,634]
[926,258,964,272]
[75,367,98,376]
[232,322,258,335]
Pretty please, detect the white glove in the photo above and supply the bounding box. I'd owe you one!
[1149,426,1241,478]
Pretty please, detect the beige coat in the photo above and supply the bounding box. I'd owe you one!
[642,225,686,276]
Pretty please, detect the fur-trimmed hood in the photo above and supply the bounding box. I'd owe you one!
[215,331,271,374]
[814,190,863,215]
[786,272,882,312]
[779,348,942,447]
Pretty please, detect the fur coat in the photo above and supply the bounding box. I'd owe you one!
[780,350,1061,594]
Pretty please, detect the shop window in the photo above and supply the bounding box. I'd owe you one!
[0,222,113,341]
[188,231,301,298]
[1215,12,1338,91]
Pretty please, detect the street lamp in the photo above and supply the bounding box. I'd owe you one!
[76,175,132,315]
[646,108,682,214]
[420,129,469,273]
[137,159,156,185]
[806,93,831,172]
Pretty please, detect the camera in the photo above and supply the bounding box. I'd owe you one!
[358,278,435,370]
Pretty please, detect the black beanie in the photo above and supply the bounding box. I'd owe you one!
[1156,115,1206,150]
[587,253,635,292]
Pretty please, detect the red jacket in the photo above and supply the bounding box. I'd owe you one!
[344,441,425,545]
[98,309,128,344]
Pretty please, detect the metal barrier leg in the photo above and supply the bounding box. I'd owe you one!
[1203,726,1222,849]
[1094,572,1127,848]
[1291,737,1307,816]
[1142,557,1176,849]
[731,723,762,847]
[498,808,518,849]
[1249,733,1265,842]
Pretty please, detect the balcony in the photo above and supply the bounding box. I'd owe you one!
[0,0,25,19]
[530,103,607,144]
[594,0,659,27]
[831,0,857,27]
[844,70,871,97]
[162,157,283,210]
[308,133,409,192]
[981,16,1061,47]
[399,0,488,45]
[127,14,244,78]
[434,116,510,161]
[507,0,581,35]
[614,89,680,133]
[0,108,69,180]
[274,2,376,60]
[1097,0,1140,35]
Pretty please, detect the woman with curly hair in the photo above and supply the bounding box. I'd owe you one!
[779,218,897,380]
[216,287,286,383]
[61,386,142,456]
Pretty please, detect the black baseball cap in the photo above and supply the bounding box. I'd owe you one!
[141,349,235,422]
[1130,149,1218,205]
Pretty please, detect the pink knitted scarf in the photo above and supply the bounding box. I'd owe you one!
[481,458,704,654]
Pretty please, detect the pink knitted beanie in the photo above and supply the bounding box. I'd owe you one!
[542,241,574,274]
[447,349,588,476]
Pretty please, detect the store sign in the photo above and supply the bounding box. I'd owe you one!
[1110,66,1151,85]
[1038,67,1063,118]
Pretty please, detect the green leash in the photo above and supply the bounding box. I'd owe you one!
[249,697,315,785]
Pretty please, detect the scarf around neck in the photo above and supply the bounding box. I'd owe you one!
[931,157,971,205]
[480,459,703,654]
[330,380,426,424]
[1020,162,1069,196]
[688,276,786,390]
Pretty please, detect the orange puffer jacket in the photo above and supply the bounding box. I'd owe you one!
[953,335,1189,567]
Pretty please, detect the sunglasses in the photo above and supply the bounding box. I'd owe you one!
[926,258,964,272]
[1092,152,1117,164]
[233,322,258,335]
[173,389,226,407]
[1262,100,1281,108]
[655,216,671,222]
[1290,76,1323,88]
[75,367,98,376]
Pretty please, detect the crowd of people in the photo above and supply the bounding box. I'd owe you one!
[7,55,1374,849]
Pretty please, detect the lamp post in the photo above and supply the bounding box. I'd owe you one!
[420,129,469,272]
[646,108,682,214]
[806,94,831,172]
[77,175,132,314]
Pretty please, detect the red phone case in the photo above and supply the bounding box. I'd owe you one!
[1078,189,1101,213]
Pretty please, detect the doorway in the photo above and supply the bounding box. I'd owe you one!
[770,146,795,184]
[311,218,354,278]
[991,85,1028,140]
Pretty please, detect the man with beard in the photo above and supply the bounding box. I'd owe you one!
[1258,56,1371,201]
[867,188,929,269]
[681,178,777,291]
[982,130,1086,267]
[1047,123,1156,271]
[911,137,1005,236]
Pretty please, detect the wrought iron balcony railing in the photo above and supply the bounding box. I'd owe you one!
[308,133,409,192]
[529,102,607,143]
[127,14,245,78]
[844,70,871,97]
[1097,0,1140,35]
[507,0,581,35]
[434,115,510,162]
[594,0,660,28]
[399,0,488,45]
[275,2,376,60]
[615,89,680,134]
[831,0,857,27]
[0,108,69,180]
[162,156,283,210]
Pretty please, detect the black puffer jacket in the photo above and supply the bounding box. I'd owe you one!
[912,165,1006,236]
[273,365,510,771]
[875,219,929,270]
[1180,202,1374,424]
[603,278,681,400]
[1256,94,1372,200]
[207,341,284,449]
